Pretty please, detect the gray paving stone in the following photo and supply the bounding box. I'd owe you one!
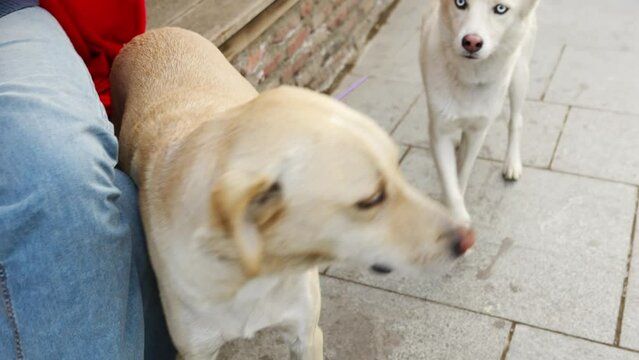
[347,0,425,83]
[481,101,567,168]
[217,330,288,360]
[622,217,639,350]
[397,141,441,197]
[507,325,639,360]
[545,47,639,114]
[333,75,422,132]
[330,148,636,343]
[536,0,639,52]
[527,38,563,101]
[320,277,511,360]
[351,29,422,84]
[393,98,567,168]
[360,0,420,49]
[391,94,428,147]
[552,108,639,184]
[382,0,426,34]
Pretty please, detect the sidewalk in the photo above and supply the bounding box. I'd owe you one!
[218,0,639,358]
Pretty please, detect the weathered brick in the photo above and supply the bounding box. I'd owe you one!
[308,27,331,51]
[321,1,334,17]
[287,27,310,57]
[280,63,295,84]
[281,50,311,84]
[340,11,360,34]
[359,0,375,13]
[227,0,393,91]
[291,51,312,75]
[246,45,266,74]
[263,54,283,77]
[328,6,349,30]
[295,51,324,86]
[260,78,280,90]
[300,0,314,18]
[272,19,299,43]
[311,2,332,29]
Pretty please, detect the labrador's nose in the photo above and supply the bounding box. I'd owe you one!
[370,263,394,274]
[462,34,483,54]
[451,227,476,256]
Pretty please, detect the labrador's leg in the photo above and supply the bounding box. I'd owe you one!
[289,326,324,360]
[289,270,323,360]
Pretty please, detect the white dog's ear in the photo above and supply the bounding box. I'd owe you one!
[210,170,284,277]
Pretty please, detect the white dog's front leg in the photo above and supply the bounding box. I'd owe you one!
[457,127,489,196]
[429,123,470,223]
[503,59,528,181]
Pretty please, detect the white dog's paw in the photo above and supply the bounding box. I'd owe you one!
[502,158,522,181]
[452,207,472,226]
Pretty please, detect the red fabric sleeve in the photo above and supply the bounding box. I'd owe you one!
[40,0,146,118]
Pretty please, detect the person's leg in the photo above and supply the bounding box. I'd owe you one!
[0,7,173,359]
[114,171,176,360]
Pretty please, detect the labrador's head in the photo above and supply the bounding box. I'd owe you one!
[206,86,474,277]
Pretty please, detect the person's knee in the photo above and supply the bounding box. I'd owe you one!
[0,119,122,253]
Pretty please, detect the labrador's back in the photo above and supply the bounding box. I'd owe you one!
[110,27,258,177]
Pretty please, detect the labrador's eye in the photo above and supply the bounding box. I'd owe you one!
[494,4,509,14]
[356,188,386,210]
[253,182,281,206]
[455,0,468,10]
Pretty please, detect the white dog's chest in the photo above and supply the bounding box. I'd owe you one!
[427,82,506,131]
[422,41,512,130]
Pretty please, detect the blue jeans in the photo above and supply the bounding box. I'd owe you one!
[0,7,175,359]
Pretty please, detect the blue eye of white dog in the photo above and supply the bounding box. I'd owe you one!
[494,4,509,14]
[455,0,467,10]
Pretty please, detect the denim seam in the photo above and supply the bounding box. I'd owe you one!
[0,264,24,360]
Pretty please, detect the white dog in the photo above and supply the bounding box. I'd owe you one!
[111,27,475,360]
[420,0,539,223]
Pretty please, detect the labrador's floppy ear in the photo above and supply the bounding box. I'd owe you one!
[210,170,284,277]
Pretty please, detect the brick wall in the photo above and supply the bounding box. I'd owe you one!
[230,0,395,93]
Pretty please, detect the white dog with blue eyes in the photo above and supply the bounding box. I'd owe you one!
[420,0,539,223]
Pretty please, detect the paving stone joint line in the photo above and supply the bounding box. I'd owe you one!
[614,192,639,346]
[499,323,517,360]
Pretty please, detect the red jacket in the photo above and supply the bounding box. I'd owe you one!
[40,0,146,118]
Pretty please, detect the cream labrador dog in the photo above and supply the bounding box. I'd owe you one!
[111,27,475,360]
[420,0,539,223]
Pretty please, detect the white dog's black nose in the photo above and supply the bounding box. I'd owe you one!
[462,34,483,54]
[370,263,394,274]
